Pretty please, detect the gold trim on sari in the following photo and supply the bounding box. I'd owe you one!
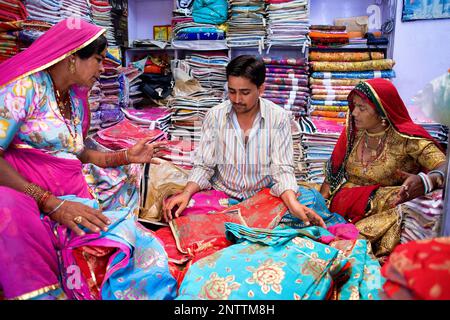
[11,284,60,300]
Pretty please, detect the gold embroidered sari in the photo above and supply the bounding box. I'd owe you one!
[342,127,445,257]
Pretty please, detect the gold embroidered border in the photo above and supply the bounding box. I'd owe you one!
[11,283,60,300]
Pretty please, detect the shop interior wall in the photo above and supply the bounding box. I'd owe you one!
[391,2,450,105]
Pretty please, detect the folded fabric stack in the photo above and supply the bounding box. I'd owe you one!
[185,52,229,93]
[88,0,116,46]
[89,52,125,132]
[93,118,166,150]
[265,0,309,51]
[0,0,27,22]
[17,19,52,48]
[120,63,145,107]
[159,139,197,169]
[109,0,128,46]
[400,190,443,244]
[227,0,266,49]
[309,31,396,124]
[262,56,309,118]
[168,90,223,144]
[309,24,349,48]
[297,117,343,183]
[418,121,449,148]
[122,107,172,134]
[0,19,52,63]
[60,0,91,22]
[171,17,227,50]
[24,0,62,25]
[0,20,21,63]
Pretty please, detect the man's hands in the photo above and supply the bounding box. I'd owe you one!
[162,191,191,222]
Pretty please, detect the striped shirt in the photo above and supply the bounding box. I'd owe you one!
[188,97,298,200]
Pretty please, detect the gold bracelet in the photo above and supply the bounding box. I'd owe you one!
[24,183,46,206]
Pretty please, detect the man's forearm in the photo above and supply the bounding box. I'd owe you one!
[182,181,201,197]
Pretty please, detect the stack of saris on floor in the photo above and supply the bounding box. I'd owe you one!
[88,0,116,46]
[185,52,229,94]
[24,0,62,25]
[163,186,384,300]
[265,0,309,51]
[262,56,309,118]
[171,16,227,51]
[297,117,343,183]
[380,237,450,300]
[309,36,396,124]
[0,0,27,22]
[122,106,171,134]
[399,190,444,244]
[226,0,266,49]
[89,52,125,132]
[90,118,166,151]
[168,90,222,145]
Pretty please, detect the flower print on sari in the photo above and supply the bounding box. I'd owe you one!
[245,258,286,294]
[0,119,9,139]
[12,77,33,97]
[113,279,150,300]
[135,247,166,270]
[4,92,27,122]
[199,272,240,300]
[300,253,328,279]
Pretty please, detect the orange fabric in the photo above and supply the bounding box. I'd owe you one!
[309,31,349,39]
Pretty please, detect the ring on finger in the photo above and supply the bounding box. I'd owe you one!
[74,215,83,224]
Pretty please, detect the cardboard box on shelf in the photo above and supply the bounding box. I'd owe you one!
[334,16,369,34]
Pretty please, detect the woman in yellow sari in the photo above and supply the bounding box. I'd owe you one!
[320,78,447,259]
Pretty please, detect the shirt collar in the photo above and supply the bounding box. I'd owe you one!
[225,97,267,120]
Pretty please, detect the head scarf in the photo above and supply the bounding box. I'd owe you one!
[326,78,440,192]
[0,18,105,88]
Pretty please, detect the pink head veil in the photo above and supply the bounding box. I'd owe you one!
[0,18,105,88]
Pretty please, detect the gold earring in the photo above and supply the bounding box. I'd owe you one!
[381,118,387,126]
[69,60,76,74]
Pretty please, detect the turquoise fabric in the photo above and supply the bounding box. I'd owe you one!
[192,0,228,25]
[177,223,383,300]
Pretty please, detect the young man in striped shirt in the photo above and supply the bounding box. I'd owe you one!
[163,55,325,227]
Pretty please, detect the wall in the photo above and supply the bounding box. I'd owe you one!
[128,0,173,44]
[392,2,450,105]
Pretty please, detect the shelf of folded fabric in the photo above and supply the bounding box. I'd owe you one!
[297,117,343,184]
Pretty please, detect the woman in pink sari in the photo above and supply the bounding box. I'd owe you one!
[0,19,176,300]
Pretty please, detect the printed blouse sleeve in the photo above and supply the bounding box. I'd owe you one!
[0,77,37,151]
[406,137,447,170]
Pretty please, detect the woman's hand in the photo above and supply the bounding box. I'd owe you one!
[49,200,111,236]
[394,169,425,206]
[127,138,168,164]
[162,192,191,222]
[289,201,327,228]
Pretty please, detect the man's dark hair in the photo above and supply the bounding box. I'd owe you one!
[75,34,108,60]
[226,55,266,87]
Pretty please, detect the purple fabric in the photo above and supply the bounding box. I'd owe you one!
[0,147,92,299]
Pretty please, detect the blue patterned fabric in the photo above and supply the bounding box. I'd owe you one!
[176,223,383,300]
[280,186,347,229]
